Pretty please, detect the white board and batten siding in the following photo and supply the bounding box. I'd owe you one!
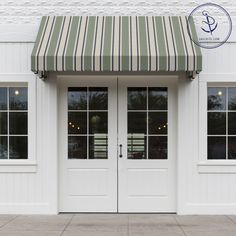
[0,43,58,214]
[178,44,236,215]
[0,0,236,214]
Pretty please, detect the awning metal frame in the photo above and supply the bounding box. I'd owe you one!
[34,71,47,80]
[35,70,198,81]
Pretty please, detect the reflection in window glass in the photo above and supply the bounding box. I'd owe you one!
[128,112,146,134]
[228,137,236,159]
[9,136,28,159]
[228,112,236,135]
[89,87,108,110]
[0,87,28,159]
[208,87,226,110]
[128,134,146,159]
[68,88,87,110]
[149,136,167,159]
[207,112,226,135]
[0,88,7,110]
[128,88,146,110]
[89,134,108,159]
[208,137,226,159]
[68,112,87,134]
[68,136,87,159]
[127,87,168,160]
[67,87,108,159]
[207,87,236,160]
[0,112,7,134]
[9,87,28,110]
[228,88,236,110]
[9,112,28,135]
[89,112,107,134]
[149,112,167,135]
[0,136,7,159]
[149,88,168,110]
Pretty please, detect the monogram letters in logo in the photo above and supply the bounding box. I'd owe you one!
[201,11,218,35]
[188,3,232,49]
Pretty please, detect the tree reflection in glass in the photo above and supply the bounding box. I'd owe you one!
[208,87,226,110]
[127,87,168,160]
[0,88,7,110]
[89,87,108,110]
[68,87,108,159]
[128,88,146,110]
[0,136,7,159]
[9,87,28,110]
[228,88,236,110]
[68,88,87,110]
[149,88,167,110]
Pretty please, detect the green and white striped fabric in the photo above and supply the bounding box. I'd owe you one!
[31,16,202,73]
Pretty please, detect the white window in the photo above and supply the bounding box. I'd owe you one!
[0,75,36,172]
[0,87,28,159]
[207,87,236,160]
[198,76,236,173]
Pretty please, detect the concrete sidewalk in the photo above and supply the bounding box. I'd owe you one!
[0,214,236,236]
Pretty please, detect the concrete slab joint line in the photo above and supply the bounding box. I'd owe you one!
[0,214,236,236]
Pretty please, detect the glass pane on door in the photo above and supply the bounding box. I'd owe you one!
[127,87,168,159]
[68,87,108,159]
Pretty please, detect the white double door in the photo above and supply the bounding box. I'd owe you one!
[59,76,177,213]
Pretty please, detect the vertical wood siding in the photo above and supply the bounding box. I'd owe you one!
[0,42,236,214]
[0,43,57,213]
[178,44,236,214]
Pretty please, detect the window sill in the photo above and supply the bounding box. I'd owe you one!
[0,161,37,173]
[198,161,236,173]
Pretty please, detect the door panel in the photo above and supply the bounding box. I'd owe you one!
[59,76,177,213]
[59,77,117,212]
[118,77,177,212]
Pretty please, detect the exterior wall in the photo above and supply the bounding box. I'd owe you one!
[0,0,236,214]
[0,0,235,24]
[178,44,236,214]
[0,44,58,214]
[0,0,236,42]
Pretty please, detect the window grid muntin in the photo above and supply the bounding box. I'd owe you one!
[127,87,168,160]
[207,86,236,160]
[146,87,149,159]
[226,87,228,159]
[0,86,28,160]
[87,87,89,159]
[7,87,9,159]
[67,87,108,160]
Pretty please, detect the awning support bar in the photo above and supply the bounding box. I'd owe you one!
[187,71,199,80]
[34,71,47,80]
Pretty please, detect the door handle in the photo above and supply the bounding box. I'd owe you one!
[119,144,123,158]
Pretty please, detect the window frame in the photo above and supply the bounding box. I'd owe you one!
[0,74,36,172]
[198,74,236,173]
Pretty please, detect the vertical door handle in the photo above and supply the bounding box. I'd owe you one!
[119,144,123,158]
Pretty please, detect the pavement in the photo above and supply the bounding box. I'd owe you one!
[1,214,236,236]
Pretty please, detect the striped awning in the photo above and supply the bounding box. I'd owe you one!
[31,16,202,74]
